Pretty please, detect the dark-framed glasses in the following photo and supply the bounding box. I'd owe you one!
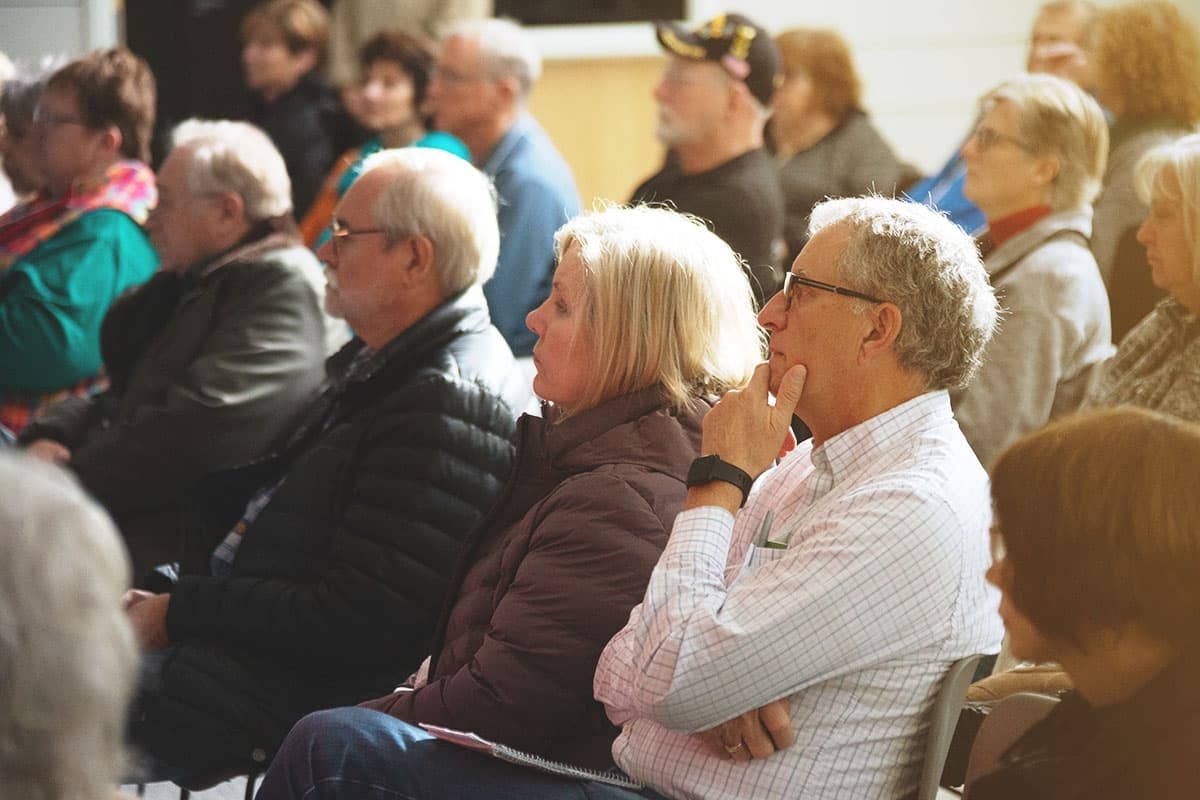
[782,271,886,310]
[330,218,388,251]
[969,124,1033,153]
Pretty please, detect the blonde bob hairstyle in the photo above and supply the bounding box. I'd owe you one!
[552,204,763,413]
[1135,133,1200,284]
[979,73,1108,211]
[992,406,1200,649]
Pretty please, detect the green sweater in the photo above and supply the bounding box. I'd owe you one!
[0,208,159,393]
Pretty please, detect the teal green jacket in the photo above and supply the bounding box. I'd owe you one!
[0,208,159,393]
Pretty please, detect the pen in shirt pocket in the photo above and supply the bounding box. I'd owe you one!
[755,510,789,549]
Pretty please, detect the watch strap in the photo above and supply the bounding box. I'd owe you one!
[686,454,754,507]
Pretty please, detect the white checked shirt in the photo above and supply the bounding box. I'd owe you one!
[594,391,1003,799]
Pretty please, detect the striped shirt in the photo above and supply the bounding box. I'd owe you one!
[594,391,1003,799]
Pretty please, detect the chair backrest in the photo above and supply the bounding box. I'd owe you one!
[915,654,982,800]
[962,691,1061,798]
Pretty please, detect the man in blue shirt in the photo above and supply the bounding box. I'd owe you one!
[426,18,580,358]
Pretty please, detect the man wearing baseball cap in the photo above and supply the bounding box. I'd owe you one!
[630,12,786,304]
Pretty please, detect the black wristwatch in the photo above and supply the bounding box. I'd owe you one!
[686,454,754,507]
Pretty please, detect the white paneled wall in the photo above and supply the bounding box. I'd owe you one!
[1,0,1197,175]
[0,0,117,65]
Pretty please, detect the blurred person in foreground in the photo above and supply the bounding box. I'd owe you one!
[256,203,763,799]
[968,406,1200,799]
[0,48,158,435]
[299,29,468,249]
[19,120,335,577]
[951,74,1112,470]
[1088,0,1200,339]
[122,148,531,784]
[0,453,138,800]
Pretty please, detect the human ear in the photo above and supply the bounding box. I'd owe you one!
[860,302,903,360]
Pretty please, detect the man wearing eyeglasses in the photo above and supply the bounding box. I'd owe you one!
[118,147,533,784]
[21,119,339,577]
[631,13,785,306]
[590,196,1005,798]
[424,18,579,359]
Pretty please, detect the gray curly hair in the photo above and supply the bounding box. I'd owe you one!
[809,196,999,390]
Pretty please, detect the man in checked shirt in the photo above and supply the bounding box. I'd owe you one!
[588,195,1005,799]
[252,195,1004,800]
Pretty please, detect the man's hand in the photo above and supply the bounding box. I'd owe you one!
[701,362,807,480]
[124,591,170,651]
[697,697,795,762]
[25,439,71,465]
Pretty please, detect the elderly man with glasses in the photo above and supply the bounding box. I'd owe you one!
[120,147,533,786]
[586,196,1005,799]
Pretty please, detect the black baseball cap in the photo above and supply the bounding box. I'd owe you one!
[654,12,782,106]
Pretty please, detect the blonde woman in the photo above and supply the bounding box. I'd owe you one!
[1089,133,1200,421]
[257,205,762,799]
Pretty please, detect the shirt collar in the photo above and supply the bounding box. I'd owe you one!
[810,391,954,483]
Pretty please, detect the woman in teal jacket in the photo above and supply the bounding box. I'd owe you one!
[0,48,158,433]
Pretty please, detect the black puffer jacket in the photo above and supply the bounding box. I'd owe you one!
[20,225,330,576]
[364,386,708,768]
[129,288,531,778]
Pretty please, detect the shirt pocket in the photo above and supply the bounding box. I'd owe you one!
[746,542,790,571]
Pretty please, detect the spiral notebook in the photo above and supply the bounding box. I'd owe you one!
[419,723,645,790]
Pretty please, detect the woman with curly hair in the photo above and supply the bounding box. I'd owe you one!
[1088,0,1200,338]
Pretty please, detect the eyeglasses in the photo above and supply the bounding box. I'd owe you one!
[782,271,886,310]
[969,124,1033,153]
[330,219,388,252]
[431,66,488,85]
[32,107,86,129]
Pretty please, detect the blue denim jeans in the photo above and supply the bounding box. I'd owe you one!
[255,707,669,800]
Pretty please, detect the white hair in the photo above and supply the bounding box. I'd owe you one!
[980,73,1109,210]
[1136,133,1200,283]
[810,196,1000,390]
[0,454,136,800]
[171,118,293,221]
[444,18,542,101]
[360,147,499,296]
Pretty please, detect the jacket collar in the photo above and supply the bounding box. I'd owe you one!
[185,216,302,284]
[983,206,1092,279]
[326,285,492,387]
[530,384,708,479]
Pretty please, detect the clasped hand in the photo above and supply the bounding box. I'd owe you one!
[697,697,795,763]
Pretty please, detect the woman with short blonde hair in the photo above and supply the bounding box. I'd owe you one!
[257,205,764,798]
[554,204,762,413]
[951,73,1112,470]
[1088,134,1200,422]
